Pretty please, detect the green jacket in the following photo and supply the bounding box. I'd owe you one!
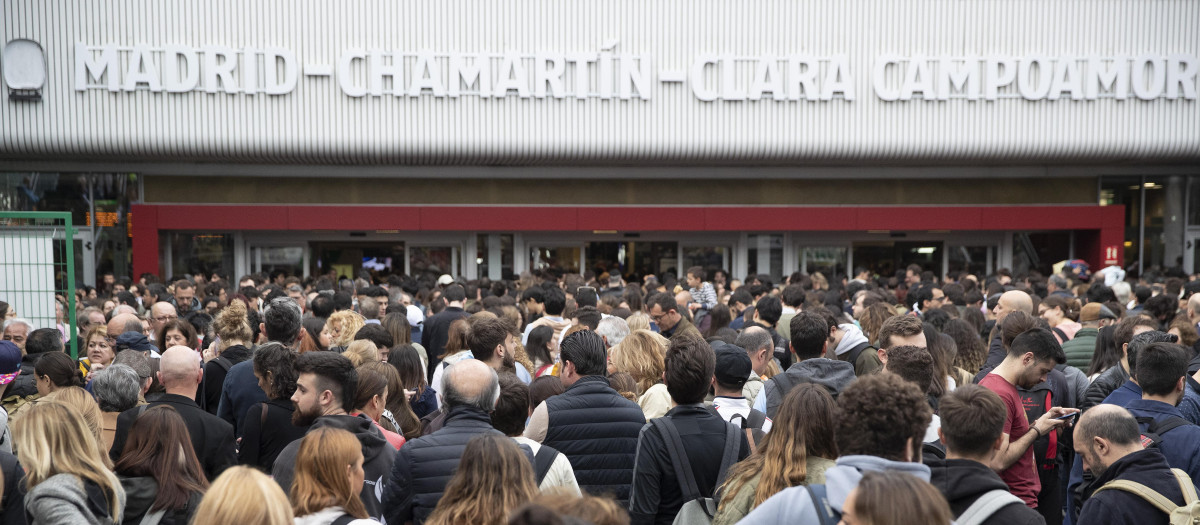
[712,456,836,525]
[1061,327,1099,371]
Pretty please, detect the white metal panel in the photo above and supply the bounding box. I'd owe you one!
[1,0,1198,165]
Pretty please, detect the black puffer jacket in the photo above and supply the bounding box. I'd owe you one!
[382,405,502,525]
[542,375,646,505]
[1082,365,1128,411]
[926,458,1045,525]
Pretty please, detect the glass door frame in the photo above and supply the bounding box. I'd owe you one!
[249,242,310,280]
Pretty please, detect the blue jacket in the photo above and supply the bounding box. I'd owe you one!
[216,360,268,436]
[1079,448,1185,525]
[1124,399,1200,483]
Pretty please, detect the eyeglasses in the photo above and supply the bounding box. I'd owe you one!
[153,315,177,323]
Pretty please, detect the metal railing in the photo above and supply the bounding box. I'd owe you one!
[0,211,77,358]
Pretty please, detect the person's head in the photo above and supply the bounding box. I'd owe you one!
[937,384,1007,461]
[442,359,500,412]
[529,375,565,410]
[290,427,369,520]
[883,345,935,397]
[877,314,926,352]
[595,316,630,349]
[1168,318,1199,348]
[358,296,379,321]
[12,401,124,520]
[83,324,115,367]
[491,373,531,437]
[291,351,357,426]
[263,297,303,346]
[427,434,540,525]
[2,318,32,351]
[607,329,668,394]
[155,318,198,351]
[352,362,391,421]
[442,284,466,305]
[1126,330,1177,379]
[253,342,299,401]
[1003,328,1066,388]
[647,292,682,332]
[1144,294,1179,326]
[1135,342,1191,403]
[213,299,253,350]
[1113,315,1161,358]
[149,301,178,334]
[735,325,773,375]
[754,296,783,327]
[113,349,153,393]
[467,315,516,370]
[1039,295,1080,326]
[559,329,608,386]
[685,266,706,289]
[993,290,1033,322]
[381,311,413,348]
[352,323,393,360]
[1073,404,1144,478]
[387,344,428,392]
[663,334,715,405]
[525,325,555,367]
[910,284,945,313]
[173,280,196,312]
[26,327,63,355]
[789,311,829,361]
[836,373,932,462]
[842,471,954,525]
[192,466,294,525]
[114,405,209,510]
[34,351,84,396]
[521,286,545,315]
[91,364,141,413]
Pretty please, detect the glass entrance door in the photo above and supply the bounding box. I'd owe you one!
[852,241,944,280]
[586,242,678,281]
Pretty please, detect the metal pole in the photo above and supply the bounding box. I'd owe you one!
[1139,176,1146,277]
[64,212,77,359]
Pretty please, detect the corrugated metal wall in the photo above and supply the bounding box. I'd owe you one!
[1,0,1197,165]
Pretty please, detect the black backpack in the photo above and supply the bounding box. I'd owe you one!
[1136,415,1193,450]
[534,444,560,485]
[1017,381,1060,471]
[727,409,768,453]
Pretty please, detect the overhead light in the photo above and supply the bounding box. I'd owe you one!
[867,230,890,234]
[592,230,617,234]
[1124,241,1133,247]
[916,247,936,254]
[2,39,46,102]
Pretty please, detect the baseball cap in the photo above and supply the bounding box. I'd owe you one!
[0,341,20,385]
[437,274,454,286]
[1080,303,1117,322]
[114,332,155,352]
[712,341,752,389]
[406,304,425,328]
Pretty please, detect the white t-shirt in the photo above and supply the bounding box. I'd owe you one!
[513,436,583,496]
[712,396,773,433]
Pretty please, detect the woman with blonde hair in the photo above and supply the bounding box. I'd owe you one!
[325,310,366,351]
[608,329,670,419]
[625,311,650,333]
[712,384,838,525]
[13,401,126,524]
[840,471,953,525]
[291,427,379,524]
[202,299,255,414]
[41,386,106,462]
[193,466,293,525]
[343,340,380,368]
[425,434,539,525]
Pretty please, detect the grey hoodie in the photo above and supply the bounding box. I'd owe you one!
[26,473,126,525]
[737,455,932,524]
[760,358,857,419]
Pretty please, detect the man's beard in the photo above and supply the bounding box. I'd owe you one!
[292,404,320,427]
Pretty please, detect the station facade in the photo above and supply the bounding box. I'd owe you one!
[2,0,1198,284]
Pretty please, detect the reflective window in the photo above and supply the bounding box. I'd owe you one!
[802,246,847,280]
[530,246,580,275]
[477,234,514,280]
[746,234,784,282]
[410,246,459,281]
[166,233,233,280]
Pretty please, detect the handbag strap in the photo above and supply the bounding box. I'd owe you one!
[649,418,702,502]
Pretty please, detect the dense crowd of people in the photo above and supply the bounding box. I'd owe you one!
[0,262,1199,524]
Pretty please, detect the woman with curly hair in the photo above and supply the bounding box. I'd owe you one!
[608,329,670,419]
[858,303,898,348]
[425,434,539,525]
[201,300,255,414]
[324,310,366,352]
[238,342,308,470]
[942,318,986,375]
[712,384,838,525]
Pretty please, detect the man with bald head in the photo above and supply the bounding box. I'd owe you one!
[108,346,235,480]
[1075,404,1189,525]
[984,290,1034,367]
[147,301,177,343]
[384,359,505,524]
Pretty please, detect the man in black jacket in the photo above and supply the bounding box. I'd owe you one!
[1076,404,1189,525]
[421,284,469,380]
[525,330,646,505]
[383,359,502,525]
[1081,316,1159,411]
[629,334,750,525]
[927,384,1046,525]
[273,351,393,520]
[109,346,236,481]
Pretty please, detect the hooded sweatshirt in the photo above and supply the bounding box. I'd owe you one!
[737,455,931,524]
[833,324,881,377]
[293,506,380,525]
[272,414,395,520]
[753,358,857,419]
[925,458,1046,525]
[119,475,201,525]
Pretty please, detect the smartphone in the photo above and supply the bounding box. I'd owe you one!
[1055,412,1079,422]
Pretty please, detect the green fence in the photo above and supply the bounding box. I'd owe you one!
[0,211,77,358]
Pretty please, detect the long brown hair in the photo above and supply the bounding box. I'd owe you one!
[426,434,539,525]
[437,318,470,360]
[290,427,369,519]
[718,383,839,509]
[382,311,414,345]
[384,348,424,439]
[850,471,953,525]
[115,405,209,512]
[859,303,899,347]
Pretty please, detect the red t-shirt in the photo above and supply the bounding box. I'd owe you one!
[978,373,1040,507]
